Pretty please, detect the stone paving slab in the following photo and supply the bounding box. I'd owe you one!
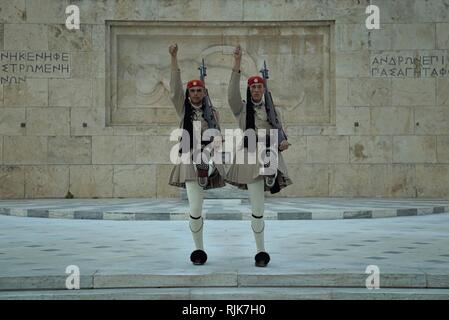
[236,272,428,288]
[93,272,239,289]
[0,275,95,291]
[1,198,449,220]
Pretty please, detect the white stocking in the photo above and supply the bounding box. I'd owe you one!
[186,181,205,251]
[247,179,266,253]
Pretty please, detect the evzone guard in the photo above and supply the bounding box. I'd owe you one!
[225,45,292,267]
[168,44,225,265]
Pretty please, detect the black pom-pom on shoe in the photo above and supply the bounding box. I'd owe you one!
[190,250,208,265]
[255,252,270,267]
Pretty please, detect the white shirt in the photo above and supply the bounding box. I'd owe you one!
[190,103,209,133]
[252,100,272,130]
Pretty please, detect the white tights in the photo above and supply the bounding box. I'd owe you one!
[186,181,205,251]
[185,178,266,253]
[247,179,266,253]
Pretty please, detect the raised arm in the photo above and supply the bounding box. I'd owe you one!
[169,44,184,117]
[228,45,244,116]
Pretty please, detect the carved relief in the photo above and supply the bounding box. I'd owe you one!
[108,22,334,125]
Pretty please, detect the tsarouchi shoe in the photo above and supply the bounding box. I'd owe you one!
[190,249,208,265]
[254,251,270,267]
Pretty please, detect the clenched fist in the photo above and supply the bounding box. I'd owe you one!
[233,45,242,61]
[169,44,178,57]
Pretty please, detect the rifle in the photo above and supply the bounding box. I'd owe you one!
[259,60,288,148]
[196,59,221,187]
[198,59,219,131]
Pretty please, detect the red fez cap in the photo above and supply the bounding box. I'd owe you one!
[247,76,264,87]
[187,79,204,89]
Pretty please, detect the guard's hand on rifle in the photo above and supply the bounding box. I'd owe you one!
[169,44,178,57]
[279,140,290,151]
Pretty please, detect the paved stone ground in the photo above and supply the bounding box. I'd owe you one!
[1,198,449,220]
[0,210,448,299]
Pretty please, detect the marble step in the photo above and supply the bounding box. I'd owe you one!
[1,270,448,291]
[1,287,449,300]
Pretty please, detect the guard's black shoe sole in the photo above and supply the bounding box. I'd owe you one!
[255,251,270,267]
[190,250,208,265]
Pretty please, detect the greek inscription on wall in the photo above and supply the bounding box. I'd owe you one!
[0,51,71,85]
[371,51,449,78]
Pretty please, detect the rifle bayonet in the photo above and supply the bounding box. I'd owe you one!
[199,58,207,82]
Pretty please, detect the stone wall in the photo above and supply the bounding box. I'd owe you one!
[0,0,449,199]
